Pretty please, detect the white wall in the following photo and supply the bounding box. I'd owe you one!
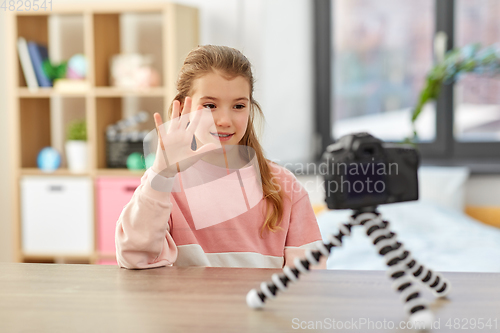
[260,0,315,164]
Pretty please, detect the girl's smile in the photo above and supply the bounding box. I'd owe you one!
[210,132,234,141]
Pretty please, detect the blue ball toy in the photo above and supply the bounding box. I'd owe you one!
[66,54,87,79]
[37,147,61,173]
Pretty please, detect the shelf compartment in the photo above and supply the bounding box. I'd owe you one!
[93,12,163,87]
[95,96,161,169]
[17,13,87,91]
[19,97,88,169]
[49,14,85,66]
[20,98,51,168]
[16,15,49,88]
[93,14,120,87]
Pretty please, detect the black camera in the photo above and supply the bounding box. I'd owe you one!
[321,133,420,210]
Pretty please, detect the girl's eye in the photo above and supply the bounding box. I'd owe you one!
[234,104,246,110]
[203,103,216,109]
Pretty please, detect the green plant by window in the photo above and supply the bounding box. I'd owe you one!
[67,120,87,141]
[409,43,500,142]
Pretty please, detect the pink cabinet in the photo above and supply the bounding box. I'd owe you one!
[96,177,141,259]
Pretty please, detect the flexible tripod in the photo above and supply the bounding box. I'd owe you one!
[246,207,451,329]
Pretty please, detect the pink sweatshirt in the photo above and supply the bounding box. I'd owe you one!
[115,160,326,269]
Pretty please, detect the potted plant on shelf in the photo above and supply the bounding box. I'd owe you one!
[409,42,500,142]
[66,119,88,173]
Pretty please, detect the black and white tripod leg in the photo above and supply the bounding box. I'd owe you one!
[355,212,434,330]
[387,265,434,330]
[403,255,450,298]
[363,217,451,298]
[246,222,353,309]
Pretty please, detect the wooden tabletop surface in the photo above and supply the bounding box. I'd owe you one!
[0,263,498,332]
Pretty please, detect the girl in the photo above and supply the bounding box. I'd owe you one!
[116,45,326,269]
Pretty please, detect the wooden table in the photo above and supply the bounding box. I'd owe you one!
[0,263,499,332]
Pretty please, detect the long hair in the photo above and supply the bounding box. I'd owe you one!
[167,45,285,237]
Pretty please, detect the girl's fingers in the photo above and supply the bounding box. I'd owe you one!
[172,100,181,122]
[153,112,165,150]
[183,97,192,115]
[186,105,206,134]
[179,97,192,129]
[195,142,219,155]
[154,112,163,128]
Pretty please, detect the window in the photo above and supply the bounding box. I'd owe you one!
[455,0,500,142]
[315,0,500,170]
[332,0,435,142]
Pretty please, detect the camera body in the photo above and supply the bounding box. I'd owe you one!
[322,132,420,210]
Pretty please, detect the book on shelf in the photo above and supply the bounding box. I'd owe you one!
[27,41,52,87]
[17,37,39,91]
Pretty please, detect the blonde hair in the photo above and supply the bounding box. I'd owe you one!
[167,45,286,237]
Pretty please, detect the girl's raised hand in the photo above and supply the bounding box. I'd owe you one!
[152,97,219,178]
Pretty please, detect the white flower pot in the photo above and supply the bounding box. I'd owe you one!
[65,140,88,173]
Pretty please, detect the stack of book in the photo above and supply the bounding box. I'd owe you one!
[17,37,51,91]
[17,37,89,93]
